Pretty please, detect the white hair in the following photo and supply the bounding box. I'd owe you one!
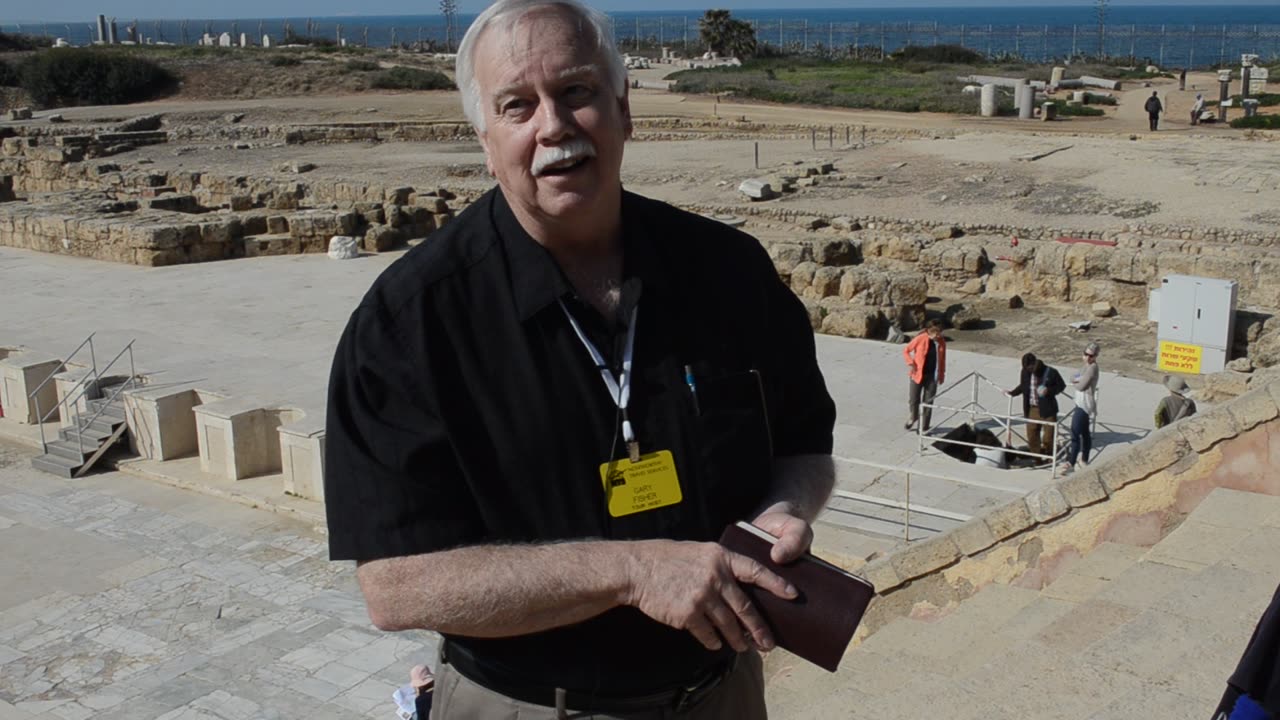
[455,0,627,133]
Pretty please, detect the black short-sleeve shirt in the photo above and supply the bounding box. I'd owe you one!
[325,187,835,695]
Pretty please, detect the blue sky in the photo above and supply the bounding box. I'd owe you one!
[3,1,1277,24]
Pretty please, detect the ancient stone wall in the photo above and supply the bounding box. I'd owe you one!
[0,134,465,265]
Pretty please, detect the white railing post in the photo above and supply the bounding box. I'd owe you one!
[904,472,912,542]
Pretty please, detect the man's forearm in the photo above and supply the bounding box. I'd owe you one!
[754,453,836,523]
[357,541,632,636]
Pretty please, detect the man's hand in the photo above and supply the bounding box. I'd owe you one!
[623,540,796,653]
[752,510,814,565]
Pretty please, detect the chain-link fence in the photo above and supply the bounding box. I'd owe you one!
[6,17,1280,69]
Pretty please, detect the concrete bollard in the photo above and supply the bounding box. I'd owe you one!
[1042,102,1057,121]
[1018,82,1034,120]
[980,84,997,117]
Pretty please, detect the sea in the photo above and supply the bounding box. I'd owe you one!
[5,5,1280,68]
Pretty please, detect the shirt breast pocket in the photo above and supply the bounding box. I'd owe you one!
[691,369,774,522]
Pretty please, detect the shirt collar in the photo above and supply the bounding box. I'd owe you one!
[492,188,670,322]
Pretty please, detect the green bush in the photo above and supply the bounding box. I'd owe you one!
[1231,114,1280,130]
[0,60,18,87]
[343,59,379,73]
[0,31,52,51]
[18,49,177,108]
[891,44,985,66]
[369,66,454,90]
[1084,92,1118,106]
[268,54,301,67]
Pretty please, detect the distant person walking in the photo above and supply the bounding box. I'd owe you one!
[1062,342,1100,474]
[1191,93,1206,125]
[904,319,946,432]
[1145,91,1164,131]
[1179,68,1187,91]
[1155,376,1198,428]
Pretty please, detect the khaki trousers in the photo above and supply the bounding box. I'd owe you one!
[1027,406,1057,460]
[430,649,766,720]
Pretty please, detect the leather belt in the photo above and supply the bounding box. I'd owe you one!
[441,640,735,714]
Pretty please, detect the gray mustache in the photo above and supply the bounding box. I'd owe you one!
[531,139,598,176]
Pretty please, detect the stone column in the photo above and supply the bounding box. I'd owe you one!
[1219,71,1232,122]
[1018,81,1034,120]
[1242,66,1253,99]
[1042,102,1057,121]
[96,15,107,44]
[108,19,118,44]
[980,83,997,117]
[1050,66,1065,88]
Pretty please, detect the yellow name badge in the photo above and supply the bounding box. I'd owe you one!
[599,450,683,518]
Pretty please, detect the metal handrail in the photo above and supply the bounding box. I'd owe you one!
[72,341,137,456]
[832,454,1024,542]
[28,332,96,401]
[29,333,98,454]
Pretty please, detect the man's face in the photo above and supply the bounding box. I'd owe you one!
[927,327,941,340]
[472,7,631,224]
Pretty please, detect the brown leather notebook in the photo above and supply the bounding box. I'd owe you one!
[718,521,876,672]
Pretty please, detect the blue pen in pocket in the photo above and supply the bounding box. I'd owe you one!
[683,364,701,416]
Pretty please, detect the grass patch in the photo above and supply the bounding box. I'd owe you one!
[18,49,177,107]
[342,59,379,73]
[891,44,985,66]
[369,66,454,91]
[0,60,18,87]
[1084,92,1117,106]
[267,55,301,67]
[671,57,1001,114]
[1231,114,1280,130]
[0,31,52,52]
[1055,103,1105,117]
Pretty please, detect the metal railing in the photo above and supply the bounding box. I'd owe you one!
[831,455,1025,542]
[917,370,1078,479]
[28,333,97,454]
[29,334,137,457]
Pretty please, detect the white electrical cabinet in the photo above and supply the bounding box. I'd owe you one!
[1152,274,1237,375]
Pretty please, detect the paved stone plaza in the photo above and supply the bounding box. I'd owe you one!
[0,439,436,720]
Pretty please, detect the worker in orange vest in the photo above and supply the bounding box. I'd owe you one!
[903,319,947,431]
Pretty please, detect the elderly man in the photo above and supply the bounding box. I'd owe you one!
[323,0,837,718]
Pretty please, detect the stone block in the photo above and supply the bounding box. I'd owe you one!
[951,518,998,556]
[946,303,982,330]
[811,239,854,265]
[8,107,33,121]
[124,384,203,461]
[363,223,404,253]
[790,261,818,294]
[244,234,301,257]
[266,215,288,234]
[328,236,359,259]
[280,419,325,501]
[415,196,451,214]
[1092,301,1115,317]
[889,534,961,582]
[1227,386,1280,431]
[738,178,775,201]
[932,225,962,240]
[810,267,843,298]
[0,349,63,424]
[831,217,861,232]
[1177,408,1240,453]
[888,273,930,307]
[767,242,811,274]
[1096,426,1189,492]
[984,499,1034,541]
[1056,468,1108,507]
[821,308,885,339]
[858,558,898,593]
[229,195,253,212]
[1025,485,1070,523]
[385,186,414,205]
[194,398,302,481]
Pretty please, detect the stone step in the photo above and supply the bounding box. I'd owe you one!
[44,438,91,463]
[30,453,80,478]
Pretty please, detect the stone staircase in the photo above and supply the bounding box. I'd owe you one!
[30,394,128,477]
[768,488,1280,720]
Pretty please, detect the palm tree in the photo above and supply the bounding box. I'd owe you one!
[699,9,756,59]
